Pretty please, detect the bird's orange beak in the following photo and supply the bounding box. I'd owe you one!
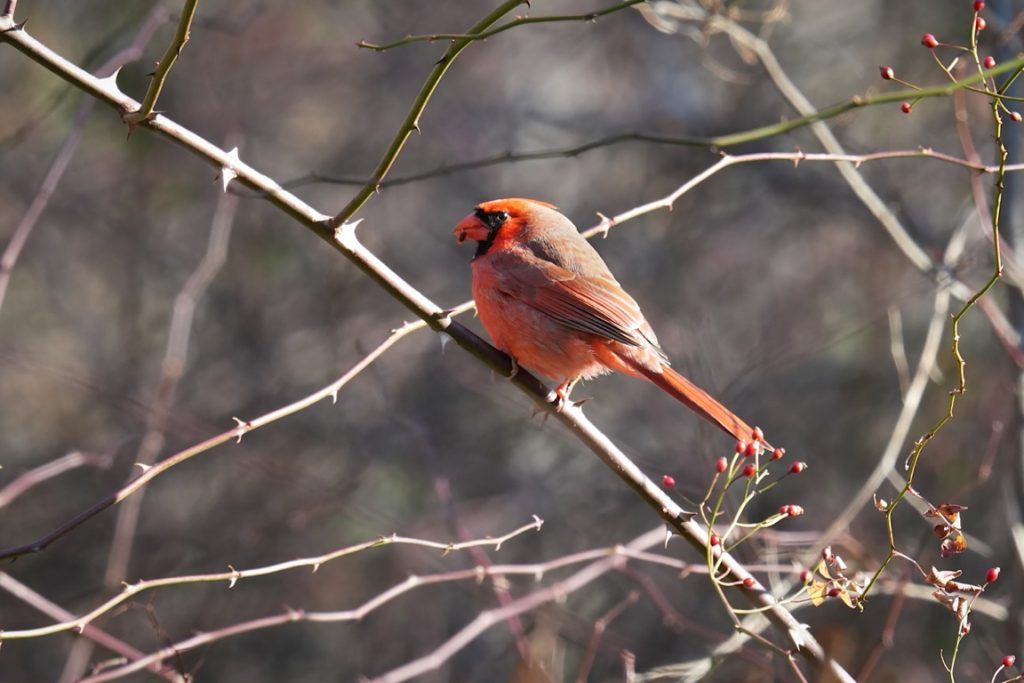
[454,213,491,245]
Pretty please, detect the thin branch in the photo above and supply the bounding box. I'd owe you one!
[0,101,89,314]
[123,0,200,126]
[0,573,179,681]
[0,517,543,641]
[0,450,113,509]
[863,51,1012,603]
[292,145,1024,191]
[813,260,952,554]
[0,4,170,316]
[330,0,527,226]
[75,528,662,683]
[0,21,852,679]
[1,0,15,20]
[358,0,646,51]
[103,169,238,589]
[345,529,662,683]
[0,322,420,561]
[575,591,640,683]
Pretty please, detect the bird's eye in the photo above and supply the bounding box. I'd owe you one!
[493,210,509,224]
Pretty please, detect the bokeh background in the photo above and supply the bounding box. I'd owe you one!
[1,1,1022,681]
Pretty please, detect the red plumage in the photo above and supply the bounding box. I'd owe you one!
[455,198,764,445]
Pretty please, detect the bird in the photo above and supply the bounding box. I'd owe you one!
[454,197,766,446]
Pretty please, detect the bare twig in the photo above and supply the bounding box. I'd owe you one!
[123,0,200,126]
[103,169,238,589]
[0,19,852,679]
[0,4,170,316]
[363,529,662,683]
[887,307,912,399]
[814,262,952,553]
[75,527,660,683]
[575,591,640,683]
[0,319,422,561]
[0,103,89,315]
[0,517,543,641]
[0,450,113,509]
[292,145,1024,191]
[330,0,527,226]
[358,0,646,51]
[0,573,179,681]
[864,53,1013,605]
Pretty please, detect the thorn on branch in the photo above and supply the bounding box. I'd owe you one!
[232,416,252,442]
[1,18,28,33]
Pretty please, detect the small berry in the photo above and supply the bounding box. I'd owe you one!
[986,566,1001,583]
[715,456,728,473]
[735,440,747,454]
[880,66,895,80]
[661,474,676,489]
[710,533,720,546]
[744,441,758,457]
[976,16,987,31]
[800,568,811,583]
[742,463,757,478]
[1003,655,1016,669]
[961,622,972,636]
[771,447,785,460]
[922,33,939,48]
[751,426,764,442]
[779,504,791,515]
[827,587,840,598]
[1011,111,1023,122]
[788,505,805,517]
[790,461,807,474]
[901,102,913,114]
[974,0,985,10]
[743,577,756,589]
[984,56,996,69]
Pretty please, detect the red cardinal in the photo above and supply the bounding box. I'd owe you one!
[454,198,765,444]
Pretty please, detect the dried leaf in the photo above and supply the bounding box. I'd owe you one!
[940,530,967,558]
[808,579,829,606]
[926,566,963,588]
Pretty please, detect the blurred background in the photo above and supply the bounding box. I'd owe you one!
[1,0,1022,681]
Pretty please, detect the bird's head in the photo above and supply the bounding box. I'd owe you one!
[454,198,559,257]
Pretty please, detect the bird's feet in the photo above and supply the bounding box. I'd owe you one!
[553,378,588,412]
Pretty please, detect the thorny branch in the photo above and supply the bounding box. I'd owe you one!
[123,0,199,126]
[357,0,647,51]
[0,517,543,641]
[287,144,1024,191]
[0,12,853,679]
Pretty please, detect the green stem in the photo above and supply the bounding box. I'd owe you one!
[330,0,527,227]
[124,0,199,125]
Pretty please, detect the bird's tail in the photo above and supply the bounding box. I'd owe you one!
[629,360,766,447]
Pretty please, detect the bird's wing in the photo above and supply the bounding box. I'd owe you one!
[487,249,655,350]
